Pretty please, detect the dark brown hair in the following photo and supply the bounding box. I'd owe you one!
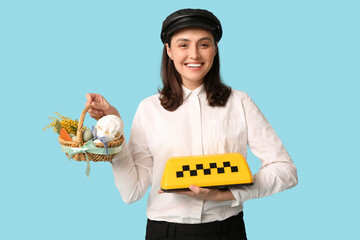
[159,34,231,111]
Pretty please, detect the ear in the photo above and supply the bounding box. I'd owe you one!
[214,42,218,55]
[165,43,173,60]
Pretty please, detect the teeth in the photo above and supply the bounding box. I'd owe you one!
[187,64,201,68]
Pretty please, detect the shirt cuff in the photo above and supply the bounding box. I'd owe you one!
[110,138,129,164]
[229,187,242,207]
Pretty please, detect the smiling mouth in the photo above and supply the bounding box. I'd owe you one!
[185,63,203,68]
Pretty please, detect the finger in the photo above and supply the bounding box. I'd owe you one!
[92,101,109,112]
[88,109,105,120]
[88,114,101,120]
[158,190,164,194]
[189,185,201,194]
[88,108,104,115]
[85,93,95,104]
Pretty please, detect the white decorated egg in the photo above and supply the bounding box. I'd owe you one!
[93,115,123,143]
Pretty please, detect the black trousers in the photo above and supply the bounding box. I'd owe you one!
[145,212,247,240]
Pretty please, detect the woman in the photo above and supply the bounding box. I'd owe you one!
[86,8,298,240]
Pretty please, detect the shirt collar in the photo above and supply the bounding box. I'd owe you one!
[182,84,206,100]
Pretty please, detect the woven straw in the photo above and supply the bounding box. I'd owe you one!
[58,104,124,162]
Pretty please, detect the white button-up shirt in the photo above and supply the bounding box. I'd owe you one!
[111,84,297,224]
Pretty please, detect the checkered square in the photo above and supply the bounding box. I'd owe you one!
[176,161,239,178]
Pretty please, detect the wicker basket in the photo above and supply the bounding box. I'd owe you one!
[58,104,124,162]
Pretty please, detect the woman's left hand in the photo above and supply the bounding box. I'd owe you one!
[158,185,235,202]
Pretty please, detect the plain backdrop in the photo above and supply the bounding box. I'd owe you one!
[1,0,359,239]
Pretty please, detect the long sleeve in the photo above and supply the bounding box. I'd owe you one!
[111,101,154,204]
[109,86,297,223]
[230,93,298,205]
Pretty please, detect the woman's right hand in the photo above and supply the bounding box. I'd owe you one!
[85,93,121,120]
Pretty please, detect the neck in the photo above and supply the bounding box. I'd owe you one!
[182,79,204,90]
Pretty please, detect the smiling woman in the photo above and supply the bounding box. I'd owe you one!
[165,28,217,90]
[85,8,297,240]
[159,10,231,112]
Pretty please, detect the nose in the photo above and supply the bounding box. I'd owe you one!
[189,45,200,59]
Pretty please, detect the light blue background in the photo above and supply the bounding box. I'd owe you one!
[1,0,359,239]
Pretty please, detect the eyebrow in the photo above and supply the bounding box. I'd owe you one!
[175,37,213,43]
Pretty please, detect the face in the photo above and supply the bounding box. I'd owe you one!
[166,28,217,90]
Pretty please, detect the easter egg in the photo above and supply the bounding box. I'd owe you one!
[82,129,93,142]
[94,115,123,143]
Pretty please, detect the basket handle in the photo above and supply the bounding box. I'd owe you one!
[76,104,93,144]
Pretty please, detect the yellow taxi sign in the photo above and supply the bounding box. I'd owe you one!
[160,153,253,191]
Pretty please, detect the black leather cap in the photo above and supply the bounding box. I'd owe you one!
[161,8,222,44]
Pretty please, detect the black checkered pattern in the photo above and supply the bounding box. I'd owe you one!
[176,161,239,178]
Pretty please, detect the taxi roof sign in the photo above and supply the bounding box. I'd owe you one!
[160,153,253,191]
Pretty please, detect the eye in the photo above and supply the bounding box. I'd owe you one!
[199,41,211,48]
[179,43,188,48]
